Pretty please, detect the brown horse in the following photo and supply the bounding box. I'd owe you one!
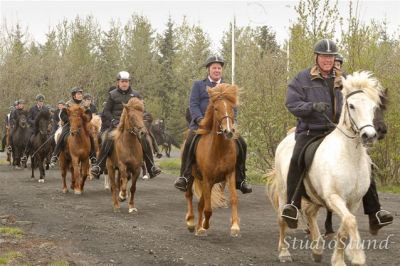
[59,105,92,194]
[107,97,145,213]
[185,83,240,237]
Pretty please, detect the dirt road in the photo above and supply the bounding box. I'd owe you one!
[0,158,399,265]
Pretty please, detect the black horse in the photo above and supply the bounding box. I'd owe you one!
[10,111,32,169]
[29,111,53,182]
[151,119,180,157]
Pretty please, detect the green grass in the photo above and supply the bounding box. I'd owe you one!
[379,185,400,194]
[158,157,181,176]
[50,260,70,266]
[0,251,22,265]
[0,227,24,238]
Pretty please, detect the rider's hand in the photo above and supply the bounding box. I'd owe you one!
[312,102,329,113]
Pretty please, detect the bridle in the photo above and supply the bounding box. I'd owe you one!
[323,90,375,139]
[213,98,235,135]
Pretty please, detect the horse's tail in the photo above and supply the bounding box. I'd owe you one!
[193,179,228,209]
[266,168,280,211]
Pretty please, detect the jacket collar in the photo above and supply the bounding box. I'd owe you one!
[310,65,343,89]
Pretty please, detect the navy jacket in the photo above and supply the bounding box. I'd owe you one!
[286,66,343,135]
[189,78,221,130]
[28,105,49,128]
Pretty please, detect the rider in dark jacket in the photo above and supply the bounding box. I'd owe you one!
[174,55,252,194]
[282,39,393,233]
[90,71,161,179]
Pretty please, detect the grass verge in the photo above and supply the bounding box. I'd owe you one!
[0,227,24,238]
[0,251,22,265]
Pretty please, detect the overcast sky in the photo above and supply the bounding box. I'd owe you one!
[1,0,400,50]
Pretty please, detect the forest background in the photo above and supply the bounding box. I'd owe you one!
[1,0,399,186]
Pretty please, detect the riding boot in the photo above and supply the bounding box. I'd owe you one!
[363,177,393,235]
[281,132,315,229]
[141,134,161,178]
[1,134,6,152]
[50,125,70,167]
[89,135,97,164]
[174,130,197,192]
[235,136,252,194]
[90,136,113,179]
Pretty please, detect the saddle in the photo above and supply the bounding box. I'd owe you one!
[298,134,327,172]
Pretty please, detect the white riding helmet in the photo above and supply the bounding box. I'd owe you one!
[116,71,130,81]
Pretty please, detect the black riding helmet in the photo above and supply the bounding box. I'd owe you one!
[70,87,83,96]
[314,39,338,55]
[83,93,92,100]
[204,55,225,68]
[35,94,45,101]
[335,53,344,64]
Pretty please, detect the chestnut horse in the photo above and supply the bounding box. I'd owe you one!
[106,97,145,213]
[185,83,240,237]
[59,105,92,194]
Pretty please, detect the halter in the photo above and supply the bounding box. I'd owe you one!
[323,90,375,139]
[128,126,142,136]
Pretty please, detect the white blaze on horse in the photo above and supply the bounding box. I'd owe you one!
[268,71,385,266]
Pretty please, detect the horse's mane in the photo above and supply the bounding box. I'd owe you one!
[89,114,102,134]
[197,83,238,134]
[342,71,384,105]
[112,97,144,140]
[34,111,51,134]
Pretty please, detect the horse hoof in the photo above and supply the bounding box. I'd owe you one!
[323,232,335,240]
[312,253,322,262]
[279,255,293,263]
[129,208,138,213]
[142,175,149,180]
[119,192,127,202]
[62,188,68,193]
[38,179,45,183]
[113,207,121,213]
[230,228,240,237]
[187,224,195,232]
[74,190,82,195]
[195,228,207,237]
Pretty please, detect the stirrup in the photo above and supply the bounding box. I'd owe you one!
[281,203,299,220]
[90,156,97,164]
[375,209,393,225]
[174,176,189,192]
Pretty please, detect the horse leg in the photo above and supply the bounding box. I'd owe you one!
[128,170,140,213]
[304,202,323,262]
[228,172,240,237]
[60,156,68,193]
[118,166,128,202]
[39,158,45,182]
[201,181,213,231]
[277,203,292,262]
[31,156,35,179]
[327,194,365,266]
[141,162,149,180]
[107,162,120,212]
[167,143,171,158]
[80,159,89,192]
[185,181,195,232]
[71,157,81,194]
[324,210,335,237]
[195,194,206,236]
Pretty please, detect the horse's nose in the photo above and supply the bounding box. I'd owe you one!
[361,129,377,144]
[223,129,234,139]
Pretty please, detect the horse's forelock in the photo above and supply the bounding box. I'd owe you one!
[342,71,384,106]
[209,83,238,106]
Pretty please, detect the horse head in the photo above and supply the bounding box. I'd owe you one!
[35,111,51,136]
[17,111,28,128]
[341,71,385,146]
[67,106,91,136]
[121,98,146,138]
[203,83,238,140]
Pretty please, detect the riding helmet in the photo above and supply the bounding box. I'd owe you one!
[314,39,338,55]
[35,94,45,101]
[116,71,130,81]
[83,93,92,100]
[70,87,83,96]
[335,53,344,64]
[204,55,225,68]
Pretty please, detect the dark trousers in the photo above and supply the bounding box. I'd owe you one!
[180,130,248,189]
[286,132,316,208]
[363,178,381,214]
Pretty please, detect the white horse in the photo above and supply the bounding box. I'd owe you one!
[268,71,385,266]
